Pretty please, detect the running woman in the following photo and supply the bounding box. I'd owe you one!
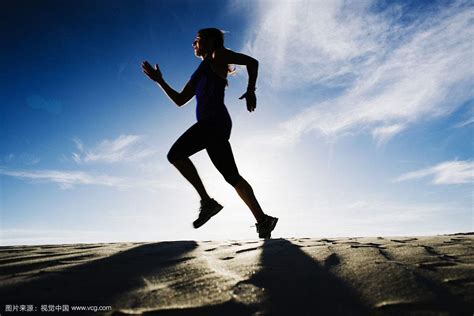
[142,28,277,238]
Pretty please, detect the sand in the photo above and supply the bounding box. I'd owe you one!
[0,233,472,315]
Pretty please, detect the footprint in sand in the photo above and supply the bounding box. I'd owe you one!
[236,247,260,254]
[319,238,337,244]
[391,238,418,243]
[350,243,386,249]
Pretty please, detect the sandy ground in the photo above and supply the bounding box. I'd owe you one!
[0,233,472,315]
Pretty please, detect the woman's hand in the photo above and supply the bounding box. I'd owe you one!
[239,90,256,112]
[142,61,163,83]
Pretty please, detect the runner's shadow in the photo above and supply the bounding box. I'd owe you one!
[151,239,368,315]
[0,241,198,306]
[247,238,368,315]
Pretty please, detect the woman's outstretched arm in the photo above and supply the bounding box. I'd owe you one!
[142,61,195,107]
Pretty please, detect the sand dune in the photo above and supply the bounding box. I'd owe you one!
[1,234,472,315]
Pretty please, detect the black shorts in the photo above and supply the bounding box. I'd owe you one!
[167,120,242,186]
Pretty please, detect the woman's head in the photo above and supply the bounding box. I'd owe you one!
[192,28,235,77]
[198,28,224,49]
[193,28,225,57]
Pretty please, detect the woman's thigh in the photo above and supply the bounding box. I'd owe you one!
[167,123,208,162]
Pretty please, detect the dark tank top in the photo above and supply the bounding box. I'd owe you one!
[190,57,232,126]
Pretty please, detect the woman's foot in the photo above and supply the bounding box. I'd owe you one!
[193,199,224,228]
[256,215,278,239]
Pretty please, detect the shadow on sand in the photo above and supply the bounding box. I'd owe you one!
[153,238,368,315]
[0,241,198,307]
[247,238,367,315]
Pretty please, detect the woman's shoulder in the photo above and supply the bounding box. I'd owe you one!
[212,47,231,61]
[209,50,230,79]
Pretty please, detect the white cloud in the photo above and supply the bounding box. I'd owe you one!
[242,0,474,144]
[394,160,474,185]
[372,124,405,146]
[72,134,158,164]
[243,0,390,88]
[0,168,127,189]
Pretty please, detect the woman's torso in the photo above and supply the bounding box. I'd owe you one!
[192,57,231,127]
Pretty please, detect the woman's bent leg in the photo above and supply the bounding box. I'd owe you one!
[168,123,210,202]
[172,158,210,202]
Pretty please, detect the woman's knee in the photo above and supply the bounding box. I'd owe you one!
[167,148,181,164]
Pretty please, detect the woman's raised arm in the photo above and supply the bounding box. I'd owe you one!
[142,60,195,107]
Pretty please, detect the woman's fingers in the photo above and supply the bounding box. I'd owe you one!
[142,61,157,74]
[246,99,256,112]
[142,62,152,72]
[238,91,256,112]
[248,95,256,112]
[141,61,162,81]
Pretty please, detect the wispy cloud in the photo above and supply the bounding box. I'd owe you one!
[1,153,40,165]
[72,135,158,164]
[455,117,474,128]
[242,0,473,144]
[3,153,15,163]
[0,168,127,189]
[454,105,474,128]
[371,124,405,146]
[393,160,474,185]
[0,166,180,191]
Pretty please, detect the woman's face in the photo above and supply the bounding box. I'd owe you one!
[192,34,211,57]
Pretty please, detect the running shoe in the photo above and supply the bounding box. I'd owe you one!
[193,199,224,228]
[256,215,278,239]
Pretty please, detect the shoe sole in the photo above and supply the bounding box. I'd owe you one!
[259,217,278,239]
[193,204,224,229]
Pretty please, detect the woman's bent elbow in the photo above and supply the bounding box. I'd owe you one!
[175,97,186,107]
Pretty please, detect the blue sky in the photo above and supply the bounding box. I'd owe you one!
[1,0,472,245]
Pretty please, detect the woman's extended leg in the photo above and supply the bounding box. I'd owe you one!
[205,128,278,237]
[233,177,266,223]
[207,140,266,223]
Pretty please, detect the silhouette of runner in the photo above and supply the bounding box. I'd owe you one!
[142,28,277,238]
